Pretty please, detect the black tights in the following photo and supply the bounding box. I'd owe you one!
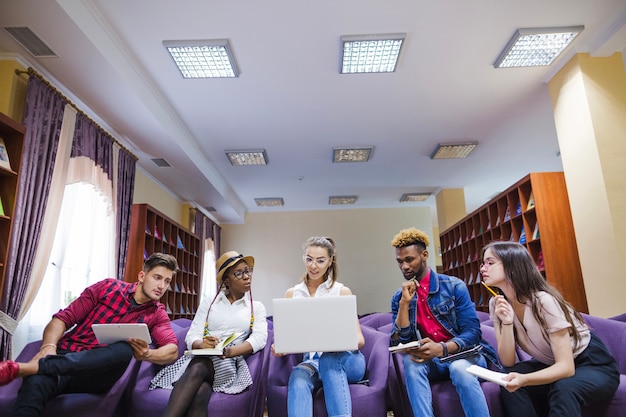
[162,357,215,417]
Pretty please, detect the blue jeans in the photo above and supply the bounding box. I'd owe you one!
[403,353,490,417]
[11,342,134,417]
[287,351,366,417]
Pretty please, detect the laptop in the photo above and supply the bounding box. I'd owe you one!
[92,323,152,344]
[272,295,359,354]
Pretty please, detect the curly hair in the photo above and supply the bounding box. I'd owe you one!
[391,227,430,249]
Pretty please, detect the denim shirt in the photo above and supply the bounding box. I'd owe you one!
[390,269,500,368]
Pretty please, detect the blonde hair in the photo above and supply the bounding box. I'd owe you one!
[391,227,430,249]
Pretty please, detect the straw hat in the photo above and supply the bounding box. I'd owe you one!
[216,251,255,285]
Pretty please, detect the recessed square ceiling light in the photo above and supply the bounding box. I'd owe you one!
[225,150,268,166]
[494,26,584,68]
[430,142,478,159]
[400,193,431,202]
[255,198,284,207]
[163,39,239,78]
[329,196,358,205]
[340,33,406,74]
[333,147,373,163]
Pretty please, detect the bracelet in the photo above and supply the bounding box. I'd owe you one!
[40,343,57,350]
[501,322,514,326]
[439,342,448,357]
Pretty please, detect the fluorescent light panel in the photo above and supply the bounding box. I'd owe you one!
[430,142,478,159]
[341,33,406,74]
[329,196,358,205]
[225,150,268,166]
[400,193,431,202]
[255,198,284,207]
[333,147,373,163]
[494,26,584,68]
[163,39,239,78]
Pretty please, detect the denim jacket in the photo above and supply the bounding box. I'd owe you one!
[390,268,500,368]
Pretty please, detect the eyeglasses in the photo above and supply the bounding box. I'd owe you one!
[231,268,253,280]
[303,256,330,267]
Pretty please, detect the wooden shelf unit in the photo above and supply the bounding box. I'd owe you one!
[0,113,25,301]
[439,172,588,313]
[124,203,202,320]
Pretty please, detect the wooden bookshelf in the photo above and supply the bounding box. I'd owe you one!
[440,172,588,313]
[0,113,25,302]
[124,203,202,320]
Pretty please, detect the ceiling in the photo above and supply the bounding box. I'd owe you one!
[1,0,625,225]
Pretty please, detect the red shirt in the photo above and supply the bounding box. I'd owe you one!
[54,278,177,351]
[415,272,453,343]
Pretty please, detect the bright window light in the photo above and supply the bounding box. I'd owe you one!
[164,39,239,78]
[341,34,406,74]
[494,26,584,68]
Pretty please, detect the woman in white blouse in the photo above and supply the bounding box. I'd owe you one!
[154,251,267,417]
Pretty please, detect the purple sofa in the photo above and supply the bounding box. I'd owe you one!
[123,318,270,417]
[266,325,389,417]
[389,314,626,417]
[0,340,138,417]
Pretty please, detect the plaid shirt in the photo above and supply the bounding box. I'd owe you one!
[54,278,177,352]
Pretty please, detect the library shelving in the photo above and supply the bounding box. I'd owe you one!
[124,203,202,320]
[0,113,25,302]
[439,172,588,313]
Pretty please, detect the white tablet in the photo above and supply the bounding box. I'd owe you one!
[92,323,152,344]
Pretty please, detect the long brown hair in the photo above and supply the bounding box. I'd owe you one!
[481,241,585,347]
[302,236,338,287]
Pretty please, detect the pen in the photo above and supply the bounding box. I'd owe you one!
[481,281,499,297]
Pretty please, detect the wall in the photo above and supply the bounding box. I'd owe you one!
[0,59,27,122]
[221,206,434,315]
[132,168,184,225]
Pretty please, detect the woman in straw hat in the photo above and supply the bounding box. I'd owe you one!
[153,251,268,417]
[273,236,365,417]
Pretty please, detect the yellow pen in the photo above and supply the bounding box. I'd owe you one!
[481,281,499,297]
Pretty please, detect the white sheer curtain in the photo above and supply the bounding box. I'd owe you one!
[201,238,217,299]
[12,165,116,354]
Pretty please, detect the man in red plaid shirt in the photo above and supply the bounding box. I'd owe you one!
[0,253,180,416]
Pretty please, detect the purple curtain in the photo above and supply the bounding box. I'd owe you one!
[71,113,112,175]
[0,77,65,360]
[116,148,136,280]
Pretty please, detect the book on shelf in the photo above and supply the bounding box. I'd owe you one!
[503,207,511,222]
[527,192,535,210]
[515,201,522,216]
[169,235,176,246]
[465,365,508,386]
[532,223,540,240]
[177,235,185,250]
[0,196,4,216]
[536,251,545,271]
[145,224,152,235]
[184,331,244,356]
[143,248,148,259]
[0,137,11,170]
[154,226,161,240]
[162,231,168,242]
[519,226,526,244]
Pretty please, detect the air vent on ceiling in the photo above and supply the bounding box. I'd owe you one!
[3,27,57,57]
[204,206,217,212]
[151,158,171,167]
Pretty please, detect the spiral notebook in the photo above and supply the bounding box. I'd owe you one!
[272,295,359,354]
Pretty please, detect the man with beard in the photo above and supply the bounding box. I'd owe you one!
[389,227,498,417]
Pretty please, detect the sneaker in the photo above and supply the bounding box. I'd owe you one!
[0,360,19,386]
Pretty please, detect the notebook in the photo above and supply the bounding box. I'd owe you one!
[272,295,359,354]
[92,323,152,344]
